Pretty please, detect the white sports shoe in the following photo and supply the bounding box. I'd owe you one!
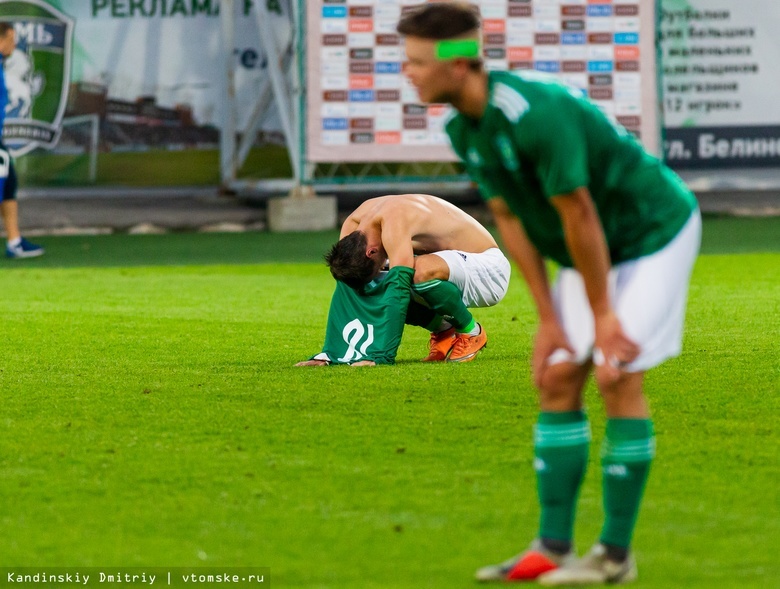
[6,237,44,259]
[538,544,638,586]
[475,539,575,582]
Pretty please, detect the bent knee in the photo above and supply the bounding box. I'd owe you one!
[594,366,617,392]
[594,366,645,396]
[412,266,440,284]
[412,254,450,284]
[593,365,637,393]
[537,363,587,410]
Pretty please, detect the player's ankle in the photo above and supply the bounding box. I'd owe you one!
[541,538,572,556]
[457,319,480,336]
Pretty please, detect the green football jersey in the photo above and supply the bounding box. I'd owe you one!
[446,70,698,267]
[319,266,413,365]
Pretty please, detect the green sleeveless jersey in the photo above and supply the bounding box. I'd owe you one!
[446,71,697,267]
[319,266,413,365]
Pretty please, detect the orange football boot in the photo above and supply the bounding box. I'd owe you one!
[447,323,487,363]
[422,327,457,362]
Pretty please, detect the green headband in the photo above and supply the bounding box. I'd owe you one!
[435,39,480,60]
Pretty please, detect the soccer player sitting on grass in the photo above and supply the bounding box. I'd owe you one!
[296,193,511,366]
[397,3,701,585]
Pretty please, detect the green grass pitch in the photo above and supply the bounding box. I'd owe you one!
[0,217,777,587]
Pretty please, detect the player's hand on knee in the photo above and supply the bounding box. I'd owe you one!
[533,320,575,389]
[594,311,640,383]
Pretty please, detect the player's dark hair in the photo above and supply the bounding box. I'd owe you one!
[396,2,480,40]
[0,23,13,36]
[396,3,482,71]
[324,231,376,289]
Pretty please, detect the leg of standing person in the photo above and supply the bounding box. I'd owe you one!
[539,212,701,586]
[475,358,591,582]
[1,145,43,259]
[537,371,651,587]
[477,261,648,584]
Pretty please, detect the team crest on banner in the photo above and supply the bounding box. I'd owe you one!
[0,0,73,155]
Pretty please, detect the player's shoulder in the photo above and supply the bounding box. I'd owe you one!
[488,71,534,125]
[491,70,582,105]
[366,194,413,218]
[492,69,574,92]
[346,194,386,223]
[380,193,424,214]
[376,195,439,228]
[490,70,585,124]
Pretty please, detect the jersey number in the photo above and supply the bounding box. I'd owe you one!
[338,318,375,363]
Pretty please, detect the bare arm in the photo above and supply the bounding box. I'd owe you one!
[339,215,359,239]
[488,198,574,384]
[550,187,639,378]
[549,187,611,316]
[379,213,415,269]
[488,198,555,321]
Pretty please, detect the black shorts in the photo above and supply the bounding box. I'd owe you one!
[0,141,17,202]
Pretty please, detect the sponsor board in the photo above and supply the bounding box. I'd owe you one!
[0,0,74,156]
[306,0,660,163]
[660,0,780,168]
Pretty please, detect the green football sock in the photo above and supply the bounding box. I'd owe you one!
[412,279,473,331]
[599,418,655,549]
[460,318,478,335]
[535,411,590,543]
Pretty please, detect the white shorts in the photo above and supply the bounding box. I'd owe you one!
[433,247,511,308]
[549,210,701,372]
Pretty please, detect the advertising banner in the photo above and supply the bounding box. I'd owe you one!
[660,0,780,169]
[0,0,777,186]
[0,0,292,186]
[305,0,661,163]
[0,0,73,156]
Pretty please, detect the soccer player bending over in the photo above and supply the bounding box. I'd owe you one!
[297,193,511,366]
[397,3,700,585]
